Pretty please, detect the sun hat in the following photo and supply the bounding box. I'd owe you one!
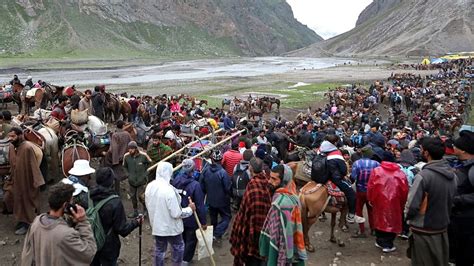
[68,160,96,176]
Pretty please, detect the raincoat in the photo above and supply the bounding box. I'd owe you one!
[367,161,408,233]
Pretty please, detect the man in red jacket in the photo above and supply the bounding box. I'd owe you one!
[367,152,408,253]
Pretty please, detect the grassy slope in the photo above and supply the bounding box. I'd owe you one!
[197,82,341,109]
[0,1,241,59]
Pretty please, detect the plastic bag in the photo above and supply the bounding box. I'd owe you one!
[195,226,214,260]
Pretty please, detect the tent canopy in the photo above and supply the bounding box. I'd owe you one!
[421,58,430,65]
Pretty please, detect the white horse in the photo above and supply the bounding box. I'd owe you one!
[38,126,60,183]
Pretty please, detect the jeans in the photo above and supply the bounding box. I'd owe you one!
[154,235,184,266]
[182,228,198,262]
[209,205,231,238]
[355,191,373,233]
[331,178,356,214]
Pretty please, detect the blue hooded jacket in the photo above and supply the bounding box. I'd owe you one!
[172,171,206,229]
[200,163,232,208]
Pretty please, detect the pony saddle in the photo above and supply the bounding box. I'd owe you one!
[326,181,345,208]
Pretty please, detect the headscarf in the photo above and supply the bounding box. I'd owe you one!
[156,161,173,183]
[319,140,337,153]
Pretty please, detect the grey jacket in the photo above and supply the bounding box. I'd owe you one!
[405,159,457,232]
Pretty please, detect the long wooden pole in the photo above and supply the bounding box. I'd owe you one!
[147,128,223,172]
[173,129,245,172]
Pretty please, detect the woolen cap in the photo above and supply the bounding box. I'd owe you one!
[454,130,474,154]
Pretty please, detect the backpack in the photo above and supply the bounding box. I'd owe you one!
[351,134,365,148]
[86,195,119,250]
[399,165,418,186]
[232,164,250,198]
[311,154,329,184]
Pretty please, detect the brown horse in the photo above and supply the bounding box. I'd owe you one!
[288,161,348,252]
[119,99,131,122]
[61,142,90,177]
[104,93,120,122]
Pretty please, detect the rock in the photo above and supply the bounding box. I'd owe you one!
[0,241,6,246]
[335,252,342,257]
[380,255,385,262]
[370,263,376,266]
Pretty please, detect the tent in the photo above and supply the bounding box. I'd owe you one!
[431,58,448,64]
[421,58,430,65]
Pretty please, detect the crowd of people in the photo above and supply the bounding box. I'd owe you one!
[0,58,473,266]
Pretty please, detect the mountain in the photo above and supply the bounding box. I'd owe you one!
[0,0,322,57]
[289,0,474,57]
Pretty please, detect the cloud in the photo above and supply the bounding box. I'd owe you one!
[286,0,373,39]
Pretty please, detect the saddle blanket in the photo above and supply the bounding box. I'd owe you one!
[26,88,42,98]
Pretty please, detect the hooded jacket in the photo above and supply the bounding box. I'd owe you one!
[89,185,139,261]
[405,159,457,232]
[320,141,347,180]
[172,171,206,229]
[145,162,193,236]
[201,163,232,208]
[367,162,408,233]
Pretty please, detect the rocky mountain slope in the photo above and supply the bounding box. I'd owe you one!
[289,0,474,57]
[0,0,322,57]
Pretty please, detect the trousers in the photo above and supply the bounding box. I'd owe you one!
[154,235,184,266]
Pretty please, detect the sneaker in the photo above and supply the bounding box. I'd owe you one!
[399,233,409,240]
[375,242,383,249]
[382,246,397,253]
[346,214,366,224]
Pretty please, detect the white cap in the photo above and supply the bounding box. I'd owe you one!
[68,160,96,176]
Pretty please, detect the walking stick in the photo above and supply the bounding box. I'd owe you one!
[193,211,216,266]
[138,214,143,266]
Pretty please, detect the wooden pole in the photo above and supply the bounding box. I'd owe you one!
[194,211,216,266]
[173,129,245,172]
[147,128,223,172]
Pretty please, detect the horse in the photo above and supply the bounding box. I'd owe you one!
[248,108,264,121]
[119,99,132,122]
[104,93,120,122]
[288,161,349,252]
[61,136,91,177]
[222,99,231,109]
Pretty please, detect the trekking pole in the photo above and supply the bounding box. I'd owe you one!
[193,211,216,266]
[138,214,143,266]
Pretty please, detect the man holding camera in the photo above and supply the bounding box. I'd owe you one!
[21,183,97,265]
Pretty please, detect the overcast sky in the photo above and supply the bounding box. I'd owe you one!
[286,0,373,40]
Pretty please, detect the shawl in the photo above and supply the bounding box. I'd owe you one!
[230,172,271,265]
[259,181,307,266]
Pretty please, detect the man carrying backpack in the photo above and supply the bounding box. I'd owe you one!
[231,149,253,210]
[318,136,364,224]
[200,150,232,247]
[89,167,143,266]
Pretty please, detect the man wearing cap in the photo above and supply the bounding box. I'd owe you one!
[90,167,143,265]
[25,76,33,88]
[351,145,380,238]
[172,159,206,264]
[259,164,307,265]
[123,141,151,218]
[201,150,232,246]
[450,130,474,265]
[63,159,96,209]
[230,157,272,265]
[103,120,132,195]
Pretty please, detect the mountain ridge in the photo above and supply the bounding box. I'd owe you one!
[0,0,322,57]
[289,0,474,57]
